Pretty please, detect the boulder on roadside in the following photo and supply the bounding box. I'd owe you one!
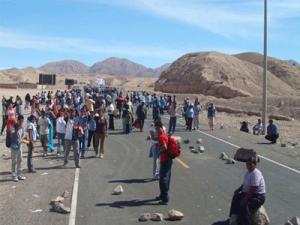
[51,202,70,214]
[183,139,190,144]
[196,138,202,144]
[50,196,64,205]
[251,206,270,225]
[112,185,124,195]
[62,190,70,198]
[138,213,151,222]
[151,213,164,222]
[198,146,205,153]
[168,209,184,221]
[220,152,229,160]
[281,143,287,147]
[285,217,300,225]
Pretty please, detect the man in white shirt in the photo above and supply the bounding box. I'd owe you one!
[56,112,66,155]
[38,110,51,157]
[229,157,266,225]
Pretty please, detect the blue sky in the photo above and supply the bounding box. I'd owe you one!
[0,0,299,69]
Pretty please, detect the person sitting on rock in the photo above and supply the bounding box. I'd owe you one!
[253,119,263,135]
[265,119,279,144]
[240,121,249,133]
[229,156,266,225]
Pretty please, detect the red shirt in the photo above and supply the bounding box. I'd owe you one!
[158,131,169,162]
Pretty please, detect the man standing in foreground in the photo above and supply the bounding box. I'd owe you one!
[38,110,51,156]
[64,110,81,168]
[156,121,172,205]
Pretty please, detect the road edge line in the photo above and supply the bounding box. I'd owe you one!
[68,168,80,225]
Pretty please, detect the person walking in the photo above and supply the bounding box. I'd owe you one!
[27,115,37,173]
[15,95,23,116]
[10,115,26,182]
[186,104,194,131]
[76,110,88,158]
[207,103,216,131]
[87,113,96,151]
[24,93,31,110]
[63,110,82,168]
[56,112,66,155]
[38,110,51,156]
[94,111,108,158]
[48,111,56,153]
[107,100,115,130]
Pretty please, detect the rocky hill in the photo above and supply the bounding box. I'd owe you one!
[89,57,167,77]
[155,52,296,98]
[234,52,300,90]
[39,60,89,75]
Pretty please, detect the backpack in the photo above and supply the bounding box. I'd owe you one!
[167,136,181,159]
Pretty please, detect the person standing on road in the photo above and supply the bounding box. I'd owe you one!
[94,110,108,158]
[27,115,37,173]
[136,100,147,132]
[56,111,66,155]
[168,101,177,134]
[107,100,115,130]
[64,109,82,168]
[14,95,23,116]
[6,103,17,132]
[229,157,266,225]
[1,97,8,135]
[207,103,216,131]
[24,93,31,110]
[10,115,26,182]
[87,113,96,151]
[185,104,194,131]
[38,110,51,157]
[193,98,201,130]
[156,121,172,205]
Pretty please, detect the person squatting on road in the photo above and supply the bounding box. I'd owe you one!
[229,156,266,225]
[265,119,279,144]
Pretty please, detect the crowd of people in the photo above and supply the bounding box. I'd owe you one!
[0,86,275,224]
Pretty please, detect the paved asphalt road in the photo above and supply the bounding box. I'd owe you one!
[74,114,300,225]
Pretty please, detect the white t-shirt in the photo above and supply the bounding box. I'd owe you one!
[243,168,266,194]
[27,122,37,141]
[56,117,66,134]
[65,119,74,140]
[107,104,115,115]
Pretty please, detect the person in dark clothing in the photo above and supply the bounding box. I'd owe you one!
[240,121,250,133]
[136,101,147,132]
[265,119,279,144]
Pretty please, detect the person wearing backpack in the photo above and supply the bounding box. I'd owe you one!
[10,115,26,182]
[155,121,172,205]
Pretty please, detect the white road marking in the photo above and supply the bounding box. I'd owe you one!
[171,116,300,175]
[69,168,80,225]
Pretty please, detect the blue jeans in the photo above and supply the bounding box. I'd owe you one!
[168,116,177,133]
[79,129,87,156]
[159,158,173,202]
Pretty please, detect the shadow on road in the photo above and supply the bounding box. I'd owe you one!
[109,178,156,184]
[256,142,273,145]
[211,220,229,225]
[35,165,75,170]
[95,198,158,208]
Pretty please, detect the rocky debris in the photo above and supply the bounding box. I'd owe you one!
[51,202,70,214]
[219,152,229,160]
[112,185,124,195]
[226,158,235,164]
[62,190,70,198]
[220,124,224,129]
[189,146,195,149]
[191,149,199,154]
[183,139,190,144]
[196,138,202,144]
[138,213,151,222]
[151,213,164,222]
[251,206,270,225]
[198,146,205,153]
[50,196,64,205]
[269,114,293,121]
[281,143,287,147]
[168,209,184,221]
[285,217,300,225]
[291,142,298,147]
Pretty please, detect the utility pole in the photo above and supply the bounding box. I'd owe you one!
[262,0,268,134]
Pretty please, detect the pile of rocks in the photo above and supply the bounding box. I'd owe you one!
[50,190,70,214]
[219,152,235,164]
[138,210,184,222]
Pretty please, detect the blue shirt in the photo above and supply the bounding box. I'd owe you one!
[88,118,96,131]
[207,106,216,118]
[267,124,278,135]
[186,108,194,118]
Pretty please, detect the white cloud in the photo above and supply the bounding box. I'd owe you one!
[78,0,300,39]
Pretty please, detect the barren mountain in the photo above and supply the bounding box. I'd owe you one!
[153,63,171,76]
[234,52,300,90]
[0,67,42,83]
[155,52,296,99]
[89,57,166,77]
[39,60,89,75]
